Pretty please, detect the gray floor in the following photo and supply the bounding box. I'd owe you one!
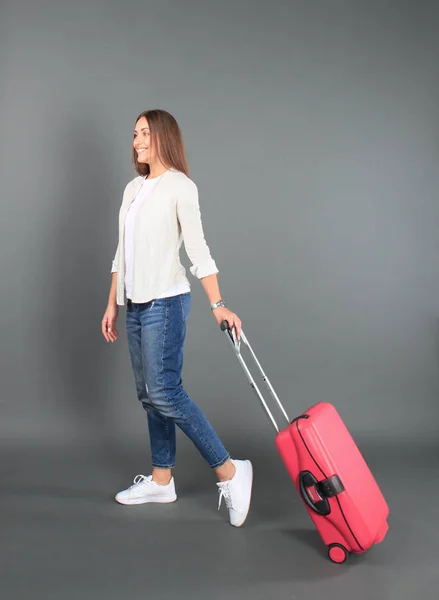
[1,438,438,600]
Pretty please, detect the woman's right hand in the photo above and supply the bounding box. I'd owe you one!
[102,304,119,343]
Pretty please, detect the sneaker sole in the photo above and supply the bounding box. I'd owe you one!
[231,460,253,527]
[115,493,177,505]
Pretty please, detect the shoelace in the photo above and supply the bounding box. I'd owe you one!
[130,474,152,489]
[217,482,237,511]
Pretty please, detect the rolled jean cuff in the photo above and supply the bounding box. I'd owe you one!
[152,463,176,469]
[209,452,230,469]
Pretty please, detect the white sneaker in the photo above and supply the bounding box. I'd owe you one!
[115,474,177,505]
[216,459,253,527]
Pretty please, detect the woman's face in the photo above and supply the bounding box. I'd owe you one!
[133,117,158,165]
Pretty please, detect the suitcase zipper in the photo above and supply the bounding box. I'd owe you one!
[295,419,363,551]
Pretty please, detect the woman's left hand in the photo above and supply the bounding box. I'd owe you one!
[212,307,242,341]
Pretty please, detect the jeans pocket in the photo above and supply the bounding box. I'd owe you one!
[142,299,155,311]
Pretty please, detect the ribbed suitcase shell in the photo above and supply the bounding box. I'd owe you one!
[275,402,389,561]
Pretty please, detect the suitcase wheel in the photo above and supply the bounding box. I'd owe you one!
[328,543,349,564]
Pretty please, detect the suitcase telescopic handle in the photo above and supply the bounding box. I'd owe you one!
[220,320,290,433]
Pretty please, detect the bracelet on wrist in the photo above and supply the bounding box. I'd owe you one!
[210,299,226,311]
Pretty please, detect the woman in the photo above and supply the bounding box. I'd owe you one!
[101,109,253,527]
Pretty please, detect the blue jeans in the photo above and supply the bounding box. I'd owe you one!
[125,292,230,469]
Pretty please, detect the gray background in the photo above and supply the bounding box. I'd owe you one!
[1,1,438,599]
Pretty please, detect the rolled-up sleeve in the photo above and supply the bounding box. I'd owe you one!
[176,179,219,279]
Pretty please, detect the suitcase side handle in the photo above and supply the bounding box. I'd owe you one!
[299,471,331,516]
[220,319,290,433]
[298,471,345,516]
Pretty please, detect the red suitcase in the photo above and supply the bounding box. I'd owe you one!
[221,320,389,563]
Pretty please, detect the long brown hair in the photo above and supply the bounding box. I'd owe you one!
[132,109,190,178]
